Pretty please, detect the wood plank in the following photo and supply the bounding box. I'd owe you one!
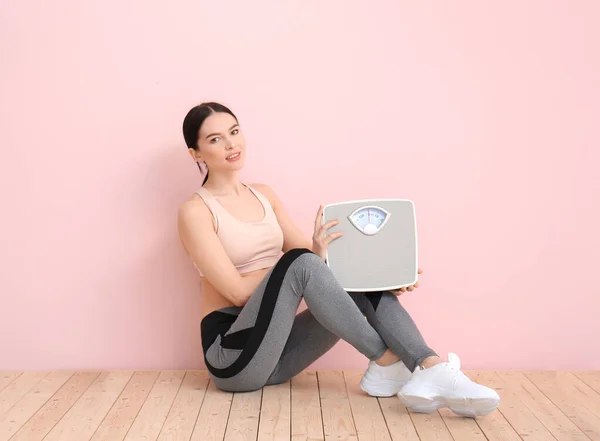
[491,370,571,441]
[407,410,453,441]
[123,370,186,441]
[497,371,588,441]
[157,371,210,441]
[0,373,22,393]
[0,371,48,415]
[438,408,486,441]
[291,371,324,441]
[343,371,391,441]
[542,372,600,418]
[190,381,233,441]
[258,381,290,441]
[8,371,99,441]
[43,370,134,441]
[317,370,357,441]
[223,389,262,441]
[377,396,419,441]
[90,370,160,441]
[0,371,74,441]
[525,371,600,440]
[466,371,531,441]
[576,371,600,394]
[3,368,598,441]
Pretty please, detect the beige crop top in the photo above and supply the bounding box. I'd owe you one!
[192,183,284,276]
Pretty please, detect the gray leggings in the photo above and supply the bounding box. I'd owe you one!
[201,248,437,392]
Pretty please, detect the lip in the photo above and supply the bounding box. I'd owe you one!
[226,151,241,161]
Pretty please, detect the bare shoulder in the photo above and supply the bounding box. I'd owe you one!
[177,195,214,231]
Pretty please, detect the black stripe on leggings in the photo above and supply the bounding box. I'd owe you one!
[367,291,383,310]
[204,248,313,379]
[220,327,253,349]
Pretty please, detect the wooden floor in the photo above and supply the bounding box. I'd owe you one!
[1,370,599,441]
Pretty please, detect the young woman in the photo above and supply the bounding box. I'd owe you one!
[177,102,500,417]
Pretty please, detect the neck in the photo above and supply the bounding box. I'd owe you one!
[203,170,244,196]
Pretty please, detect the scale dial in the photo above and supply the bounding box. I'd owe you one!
[348,205,391,235]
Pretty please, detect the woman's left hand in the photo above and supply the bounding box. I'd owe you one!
[390,268,423,296]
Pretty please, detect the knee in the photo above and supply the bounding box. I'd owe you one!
[276,249,332,293]
[292,249,324,267]
[284,248,320,262]
[283,248,325,273]
[288,250,328,281]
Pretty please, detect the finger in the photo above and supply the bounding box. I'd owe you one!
[414,282,419,288]
[418,268,423,274]
[407,286,414,291]
[324,232,344,244]
[401,287,407,292]
[319,219,339,234]
[314,205,324,230]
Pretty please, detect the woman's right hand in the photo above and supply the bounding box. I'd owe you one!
[312,205,344,262]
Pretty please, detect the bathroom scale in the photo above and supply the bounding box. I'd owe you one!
[322,199,418,292]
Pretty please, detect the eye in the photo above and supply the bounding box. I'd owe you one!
[209,137,221,144]
[231,129,239,135]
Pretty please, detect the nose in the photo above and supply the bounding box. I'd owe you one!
[224,138,236,149]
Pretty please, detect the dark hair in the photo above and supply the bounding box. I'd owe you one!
[182,102,238,185]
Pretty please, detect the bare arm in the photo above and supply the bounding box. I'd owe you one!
[177,200,267,306]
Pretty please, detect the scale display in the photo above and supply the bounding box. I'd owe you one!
[348,206,391,236]
[323,199,418,292]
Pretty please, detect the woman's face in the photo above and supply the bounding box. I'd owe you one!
[192,112,246,172]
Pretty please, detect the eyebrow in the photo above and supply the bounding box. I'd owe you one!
[205,124,239,139]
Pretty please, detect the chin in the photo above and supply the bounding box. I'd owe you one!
[228,160,245,170]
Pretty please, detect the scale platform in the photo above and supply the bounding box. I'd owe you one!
[322,199,418,292]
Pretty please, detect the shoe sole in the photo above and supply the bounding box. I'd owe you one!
[397,392,499,417]
[360,372,408,398]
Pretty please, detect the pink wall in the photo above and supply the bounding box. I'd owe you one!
[1,0,599,371]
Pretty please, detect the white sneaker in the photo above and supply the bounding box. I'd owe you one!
[360,359,413,397]
[397,353,500,417]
